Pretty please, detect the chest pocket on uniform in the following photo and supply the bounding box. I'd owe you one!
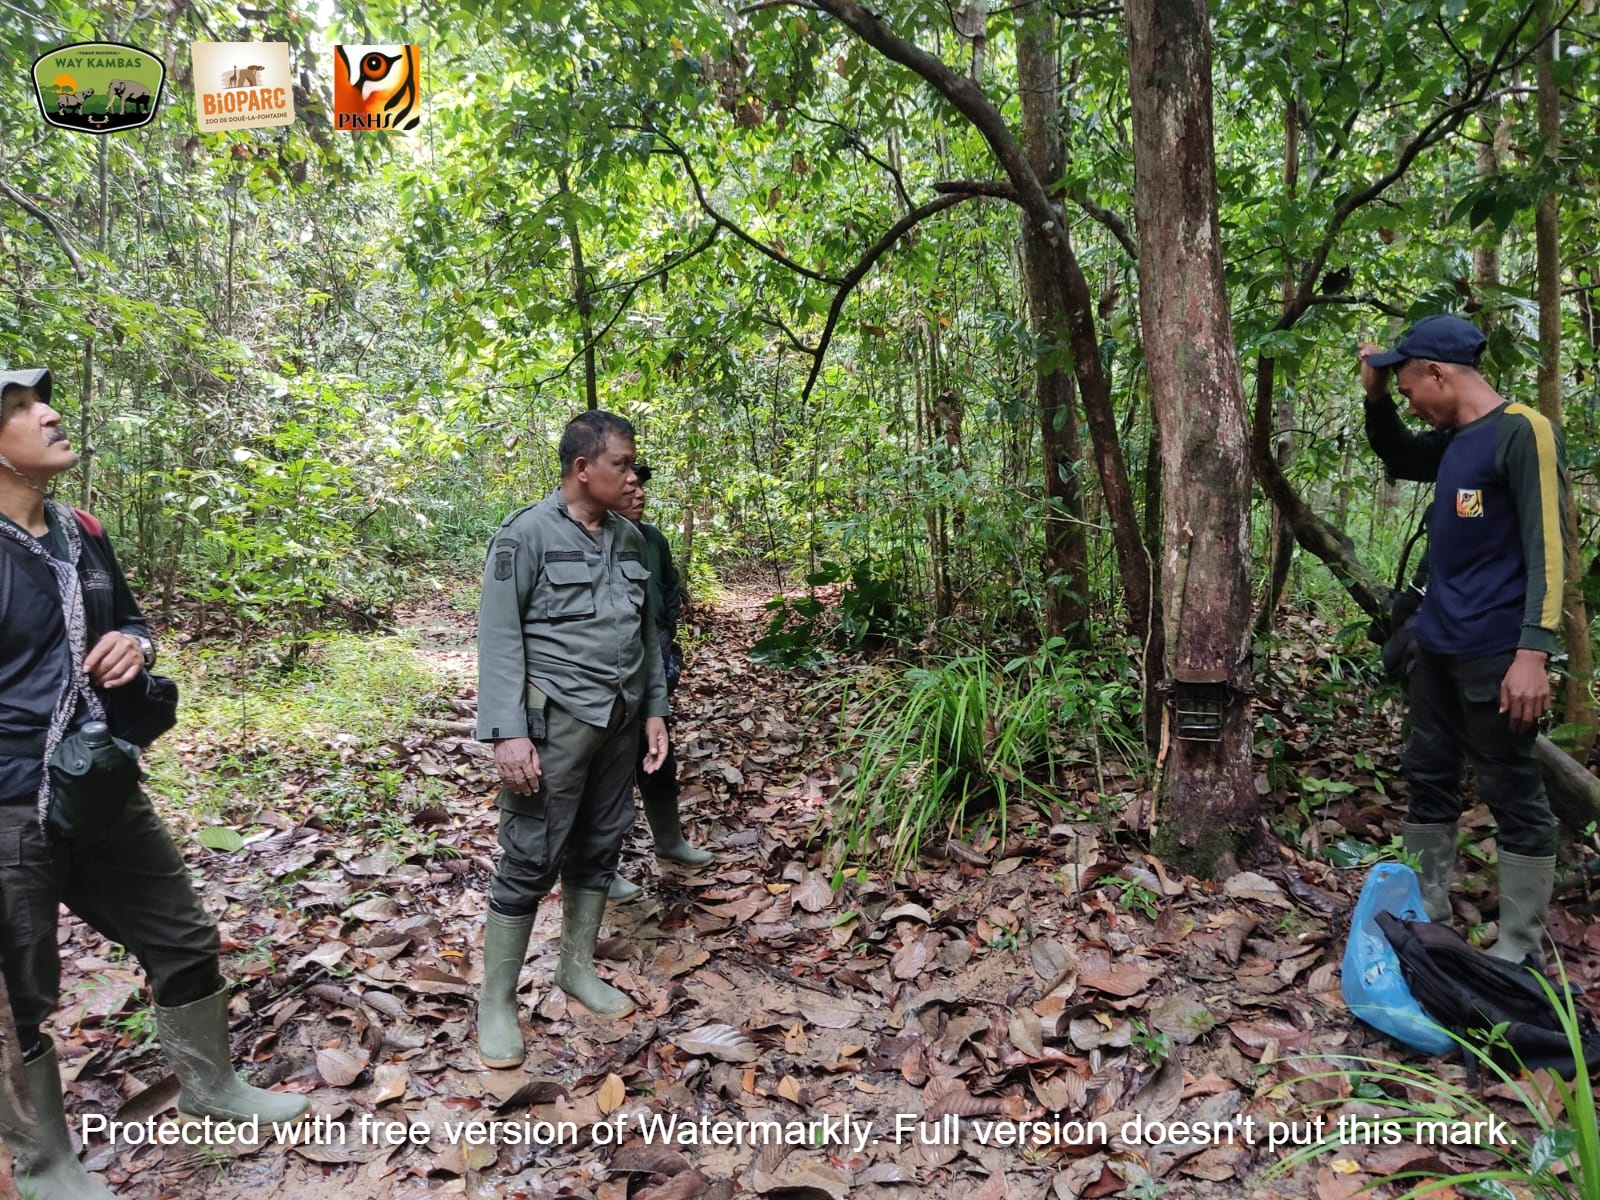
[539,559,596,621]
[620,559,651,612]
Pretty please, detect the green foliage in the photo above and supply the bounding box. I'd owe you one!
[752,558,917,665]
[142,632,449,832]
[831,643,1140,873]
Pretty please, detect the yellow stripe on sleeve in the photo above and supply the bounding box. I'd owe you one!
[1506,403,1564,633]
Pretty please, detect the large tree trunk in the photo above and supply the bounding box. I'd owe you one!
[1535,11,1596,755]
[1126,0,1255,876]
[1016,1,1088,645]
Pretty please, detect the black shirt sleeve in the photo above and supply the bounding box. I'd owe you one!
[1363,394,1451,482]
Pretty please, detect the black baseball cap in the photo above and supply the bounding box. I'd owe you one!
[0,368,52,406]
[1365,315,1486,369]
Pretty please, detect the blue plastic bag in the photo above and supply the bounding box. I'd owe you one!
[1341,862,1456,1055]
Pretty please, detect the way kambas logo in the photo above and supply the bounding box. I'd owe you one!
[33,41,164,133]
[192,41,295,132]
[333,44,421,131]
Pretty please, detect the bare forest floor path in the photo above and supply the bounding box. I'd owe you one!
[9,592,1600,1200]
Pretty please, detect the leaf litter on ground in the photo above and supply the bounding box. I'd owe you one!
[15,594,1598,1200]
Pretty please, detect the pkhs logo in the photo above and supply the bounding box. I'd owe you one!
[333,44,421,130]
[1456,489,1484,519]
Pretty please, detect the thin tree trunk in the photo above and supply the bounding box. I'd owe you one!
[1016,0,1088,645]
[1256,99,1299,636]
[1127,0,1255,877]
[560,174,598,412]
[1535,12,1595,753]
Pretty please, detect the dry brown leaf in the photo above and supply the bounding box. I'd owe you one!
[1078,960,1158,998]
[492,1079,569,1114]
[637,1171,713,1200]
[610,1143,693,1176]
[1222,871,1291,908]
[881,902,933,924]
[1030,939,1079,994]
[750,1155,851,1200]
[1147,992,1213,1046]
[678,1023,759,1063]
[793,873,834,912]
[316,1045,370,1087]
[1008,1008,1044,1058]
[778,1075,802,1103]
[891,934,932,980]
[367,1063,409,1105]
[799,996,865,1029]
[598,1072,626,1113]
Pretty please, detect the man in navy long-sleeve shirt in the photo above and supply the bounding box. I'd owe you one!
[1359,314,1567,968]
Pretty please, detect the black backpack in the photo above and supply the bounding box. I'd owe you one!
[1376,911,1600,1082]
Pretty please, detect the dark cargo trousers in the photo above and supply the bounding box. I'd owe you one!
[489,696,639,916]
[0,790,222,1055]
[1403,647,1557,857]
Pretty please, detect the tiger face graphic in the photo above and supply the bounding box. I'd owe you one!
[333,44,420,130]
[1456,488,1484,518]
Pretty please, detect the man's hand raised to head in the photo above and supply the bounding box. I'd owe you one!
[1500,649,1552,735]
[1359,342,1391,399]
[641,716,669,774]
[494,737,542,795]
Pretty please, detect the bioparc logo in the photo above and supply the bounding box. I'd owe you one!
[32,41,165,134]
[333,44,421,131]
[192,42,294,131]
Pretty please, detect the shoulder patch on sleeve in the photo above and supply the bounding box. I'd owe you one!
[494,550,514,581]
[494,538,520,549]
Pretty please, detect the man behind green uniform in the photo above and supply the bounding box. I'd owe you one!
[474,410,669,1068]
[608,463,712,904]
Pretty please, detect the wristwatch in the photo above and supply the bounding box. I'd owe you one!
[129,633,155,668]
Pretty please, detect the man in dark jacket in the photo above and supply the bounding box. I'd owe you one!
[608,463,713,903]
[1358,317,1567,967]
[0,369,307,1199]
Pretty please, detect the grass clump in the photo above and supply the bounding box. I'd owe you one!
[831,640,1140,873]
[1272,960,1600,1199]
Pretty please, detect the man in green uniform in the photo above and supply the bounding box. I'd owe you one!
[609,464,713,903]
[0,369,307,1200]
[1359,316,1567,967]
[475,411,669,1068]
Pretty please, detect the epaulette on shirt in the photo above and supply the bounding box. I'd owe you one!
[497,503,538,529]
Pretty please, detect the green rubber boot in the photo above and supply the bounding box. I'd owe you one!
[645,795,713,868]
[1487,851,1556,969]
[553,888,636,1016]
[1402,820,1458,922]
[607,874,644,904]
[0,1040,117,1199]
[154,988,309,1125]
[476,909,536,1068]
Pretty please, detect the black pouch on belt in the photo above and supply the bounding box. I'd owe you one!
[46,726,143,838]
